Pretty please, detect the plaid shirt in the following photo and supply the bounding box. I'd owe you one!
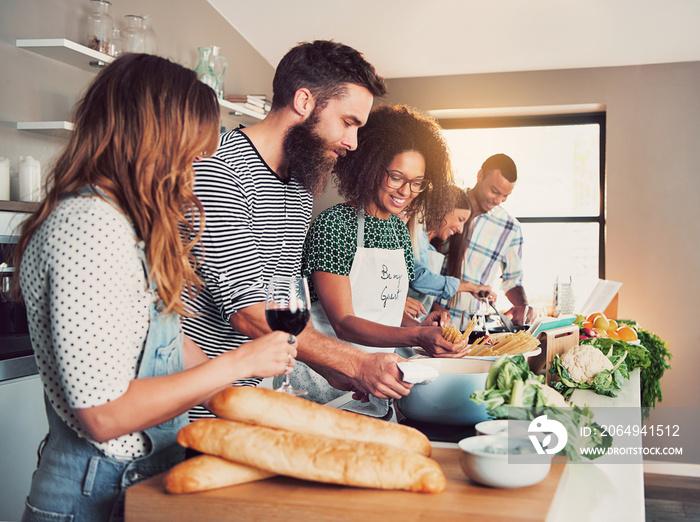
[438,205,524,325]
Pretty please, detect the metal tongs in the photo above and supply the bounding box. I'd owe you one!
[490,301,515,332]
[474,289,514,333]
[478,286,515,332]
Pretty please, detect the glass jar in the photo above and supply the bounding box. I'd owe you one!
[194,46,217,90]
[87,0,113,54]
[122,14,145,53]
[210,46,228,99]
[142,14,158,55]
[109,27,123,57]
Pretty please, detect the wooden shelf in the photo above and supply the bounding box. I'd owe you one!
[0,201,40,213]
[16,38,112,72]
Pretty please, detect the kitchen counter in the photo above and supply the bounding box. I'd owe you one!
[127,448,568,521]
[547,368,643,521]
[126,370,643,521]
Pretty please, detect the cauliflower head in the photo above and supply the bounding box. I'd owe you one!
[560,344,613,385]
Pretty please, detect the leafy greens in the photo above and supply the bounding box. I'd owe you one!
[470,354,612,460]
[549,345,629,399]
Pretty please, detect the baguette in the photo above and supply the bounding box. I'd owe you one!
[177,419,446,494]
[164,455,275,494]
[208,386,431,456]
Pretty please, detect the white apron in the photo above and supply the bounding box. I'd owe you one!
[288,207,408,407]
[407,247,446,321]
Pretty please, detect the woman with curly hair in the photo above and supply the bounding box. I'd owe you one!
[293,104,466,406]
[14,54,295,521]
[405,185,496,320]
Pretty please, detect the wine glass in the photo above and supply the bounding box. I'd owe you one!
[467,297,489,342]
[475,297,490,336]
[265,276,310,396]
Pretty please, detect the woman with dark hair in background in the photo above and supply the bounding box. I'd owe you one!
[405,185,495,320]
[14,54,294,521]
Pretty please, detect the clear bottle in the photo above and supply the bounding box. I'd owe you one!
[194,46,217,90]
[122,14,145,53]
[210,45,228,99]
[109,27,123,57]
[142,14,158,55]
[87,0,113,54]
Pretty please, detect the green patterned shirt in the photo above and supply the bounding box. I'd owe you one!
[301,203,415,302]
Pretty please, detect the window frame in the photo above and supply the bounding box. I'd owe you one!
[438,112,607,279]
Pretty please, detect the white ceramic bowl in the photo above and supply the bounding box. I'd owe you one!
[395,358,493,425]
[458,435,553,488]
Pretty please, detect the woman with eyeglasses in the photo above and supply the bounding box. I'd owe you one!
[294,105,465,405]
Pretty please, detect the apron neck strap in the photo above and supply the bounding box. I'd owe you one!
[356,207,366,248]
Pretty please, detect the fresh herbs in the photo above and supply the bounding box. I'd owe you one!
[636,328,672,408]
[579,326,671,408]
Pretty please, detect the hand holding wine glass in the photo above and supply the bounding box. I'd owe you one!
[265,275,310,396]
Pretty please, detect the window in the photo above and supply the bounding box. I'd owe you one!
[439,113,605,310]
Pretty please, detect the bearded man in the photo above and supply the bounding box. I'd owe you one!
[184,40,420,418]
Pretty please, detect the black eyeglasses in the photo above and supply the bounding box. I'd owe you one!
[385,170,432,193]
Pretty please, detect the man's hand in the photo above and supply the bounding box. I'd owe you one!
[504,286,530,325]
[318,351,413,401]
[506,305,535,325]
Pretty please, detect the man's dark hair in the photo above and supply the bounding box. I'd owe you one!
[271,40,386,111]
[481,153,517,182]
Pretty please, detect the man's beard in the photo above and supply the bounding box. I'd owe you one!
[282,113,343,197]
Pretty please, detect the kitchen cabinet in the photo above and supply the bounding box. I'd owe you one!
[14,38,266,137]
[0,374,48,522]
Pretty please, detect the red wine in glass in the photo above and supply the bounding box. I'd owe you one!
[265,308,310,337]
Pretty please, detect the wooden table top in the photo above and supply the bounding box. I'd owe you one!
[126,447,566,521]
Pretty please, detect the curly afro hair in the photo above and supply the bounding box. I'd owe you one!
[333,104,454,231]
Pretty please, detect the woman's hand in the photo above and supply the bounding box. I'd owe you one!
[414,325,470,357]
[420,308,450,327]
[404,296,426,319]
[232,330,298,378]
[459,281,497,302]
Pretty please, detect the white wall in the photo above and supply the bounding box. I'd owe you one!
[0,0,275,191]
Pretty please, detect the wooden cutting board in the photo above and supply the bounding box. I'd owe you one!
[126,448,567,521]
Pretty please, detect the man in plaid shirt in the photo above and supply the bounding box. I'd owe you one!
[439,153,531,325]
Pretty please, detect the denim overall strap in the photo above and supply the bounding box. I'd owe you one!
[134,260,189,453]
